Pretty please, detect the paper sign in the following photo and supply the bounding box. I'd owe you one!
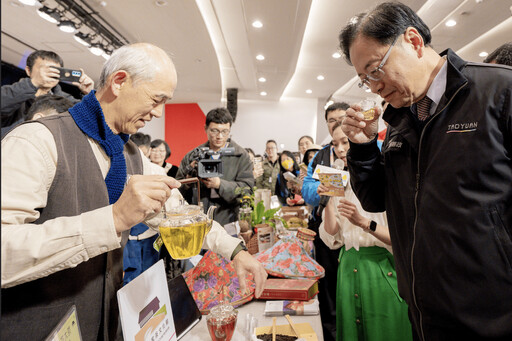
[313,165,349,186]
[312,164,344,180]
[45,305,82,341]
[318,173,348,196]
[118,260,177,341]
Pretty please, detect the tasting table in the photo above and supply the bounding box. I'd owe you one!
[181,299,323,340]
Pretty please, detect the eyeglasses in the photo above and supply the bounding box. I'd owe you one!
[358,34,400,91]
[208,128,230,137]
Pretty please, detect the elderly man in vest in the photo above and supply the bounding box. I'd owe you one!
[1,43,267,341]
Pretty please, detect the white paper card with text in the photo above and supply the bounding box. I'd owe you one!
[312,164,349,186]
[118,260,177,341]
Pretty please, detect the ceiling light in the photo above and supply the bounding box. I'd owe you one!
[37,6,60,24]
[445,20,457,27]
[252,20,263,28]
[324,100,334,109]
[479,51,488,57]
[258,77,266,83]
[58,20,77,33]
[306,89,312,94]
[260,91,267,96]
[89,44,104,56]
[74,32,91,46]
[317,75,325,81]
[18,0,37,5]
[332,52,341,59]
[256,54,265,61]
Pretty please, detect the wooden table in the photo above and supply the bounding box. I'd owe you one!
[181,300,323,340]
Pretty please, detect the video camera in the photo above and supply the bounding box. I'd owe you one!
[184,147,235,178]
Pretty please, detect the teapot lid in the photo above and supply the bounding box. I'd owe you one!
[166,204,202,217]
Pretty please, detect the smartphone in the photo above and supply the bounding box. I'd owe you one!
[54,67,82,82]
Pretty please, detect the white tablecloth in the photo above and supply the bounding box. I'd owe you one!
[181,300,323,340]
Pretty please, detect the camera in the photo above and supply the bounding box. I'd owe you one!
[184,147,235,178]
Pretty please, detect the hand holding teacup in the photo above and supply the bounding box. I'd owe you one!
[341,99,381,144]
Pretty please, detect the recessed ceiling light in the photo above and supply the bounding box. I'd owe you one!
[306,89,312,94]
[89,44,104,56]
[58,20,76,33]
[317,75,325,81]
[18,0,37,6]
[479,51,488,57]
[332,52,341,59]
[260,91,267,96]
[37,6,60,24]
[74,32,91,46]
[258,77,266,83]
[252,20,263,28]
[324,100,334,109]
[445,20,457,27]
[256,54,265,61]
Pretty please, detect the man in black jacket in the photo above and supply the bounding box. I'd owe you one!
[1,50,93,129]
[339,2,512,340]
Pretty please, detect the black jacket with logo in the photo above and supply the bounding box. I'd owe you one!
[347,49,512,339]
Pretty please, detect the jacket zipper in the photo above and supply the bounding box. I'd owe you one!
[410,80,468,341]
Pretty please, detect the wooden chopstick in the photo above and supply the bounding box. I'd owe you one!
[285,314,300,338]
[272,317,276,341]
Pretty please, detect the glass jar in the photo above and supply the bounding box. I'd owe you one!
[238,206,252,233]
[206,302,238,341]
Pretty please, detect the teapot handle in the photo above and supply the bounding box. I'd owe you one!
[205,206,217,233]
[178,177,201,203]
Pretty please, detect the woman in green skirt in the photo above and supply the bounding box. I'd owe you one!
[318,123,412,341]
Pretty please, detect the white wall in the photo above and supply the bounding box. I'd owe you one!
[141,97,320,155]
[229,97,318,155]
[139,107,166,141]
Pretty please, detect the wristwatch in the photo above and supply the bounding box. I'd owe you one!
[230,242,248,260]
[369,220,377,232]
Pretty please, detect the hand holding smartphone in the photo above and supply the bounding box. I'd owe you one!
[51,66,82,82]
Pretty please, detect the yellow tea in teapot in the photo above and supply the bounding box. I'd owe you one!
[159,222,210,259]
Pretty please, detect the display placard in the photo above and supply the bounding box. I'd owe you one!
[118,260,177,341]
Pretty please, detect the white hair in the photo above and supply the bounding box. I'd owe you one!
[98,43,169,89]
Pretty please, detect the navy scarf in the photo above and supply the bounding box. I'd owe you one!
[69,90,129,204]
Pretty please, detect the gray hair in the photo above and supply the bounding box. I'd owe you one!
[98,43,167,89]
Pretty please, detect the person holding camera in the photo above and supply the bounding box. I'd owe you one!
[175,107,254,226]
[1,50,94,131]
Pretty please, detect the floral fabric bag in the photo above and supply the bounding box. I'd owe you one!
[256,235,325,280]
[183,250,255,314]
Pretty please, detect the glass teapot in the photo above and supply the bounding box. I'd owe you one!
[157,202,216,259]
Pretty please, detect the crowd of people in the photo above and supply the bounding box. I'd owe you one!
[1,1,511,341]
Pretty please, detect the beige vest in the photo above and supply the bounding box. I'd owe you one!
[1,113,142,341]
